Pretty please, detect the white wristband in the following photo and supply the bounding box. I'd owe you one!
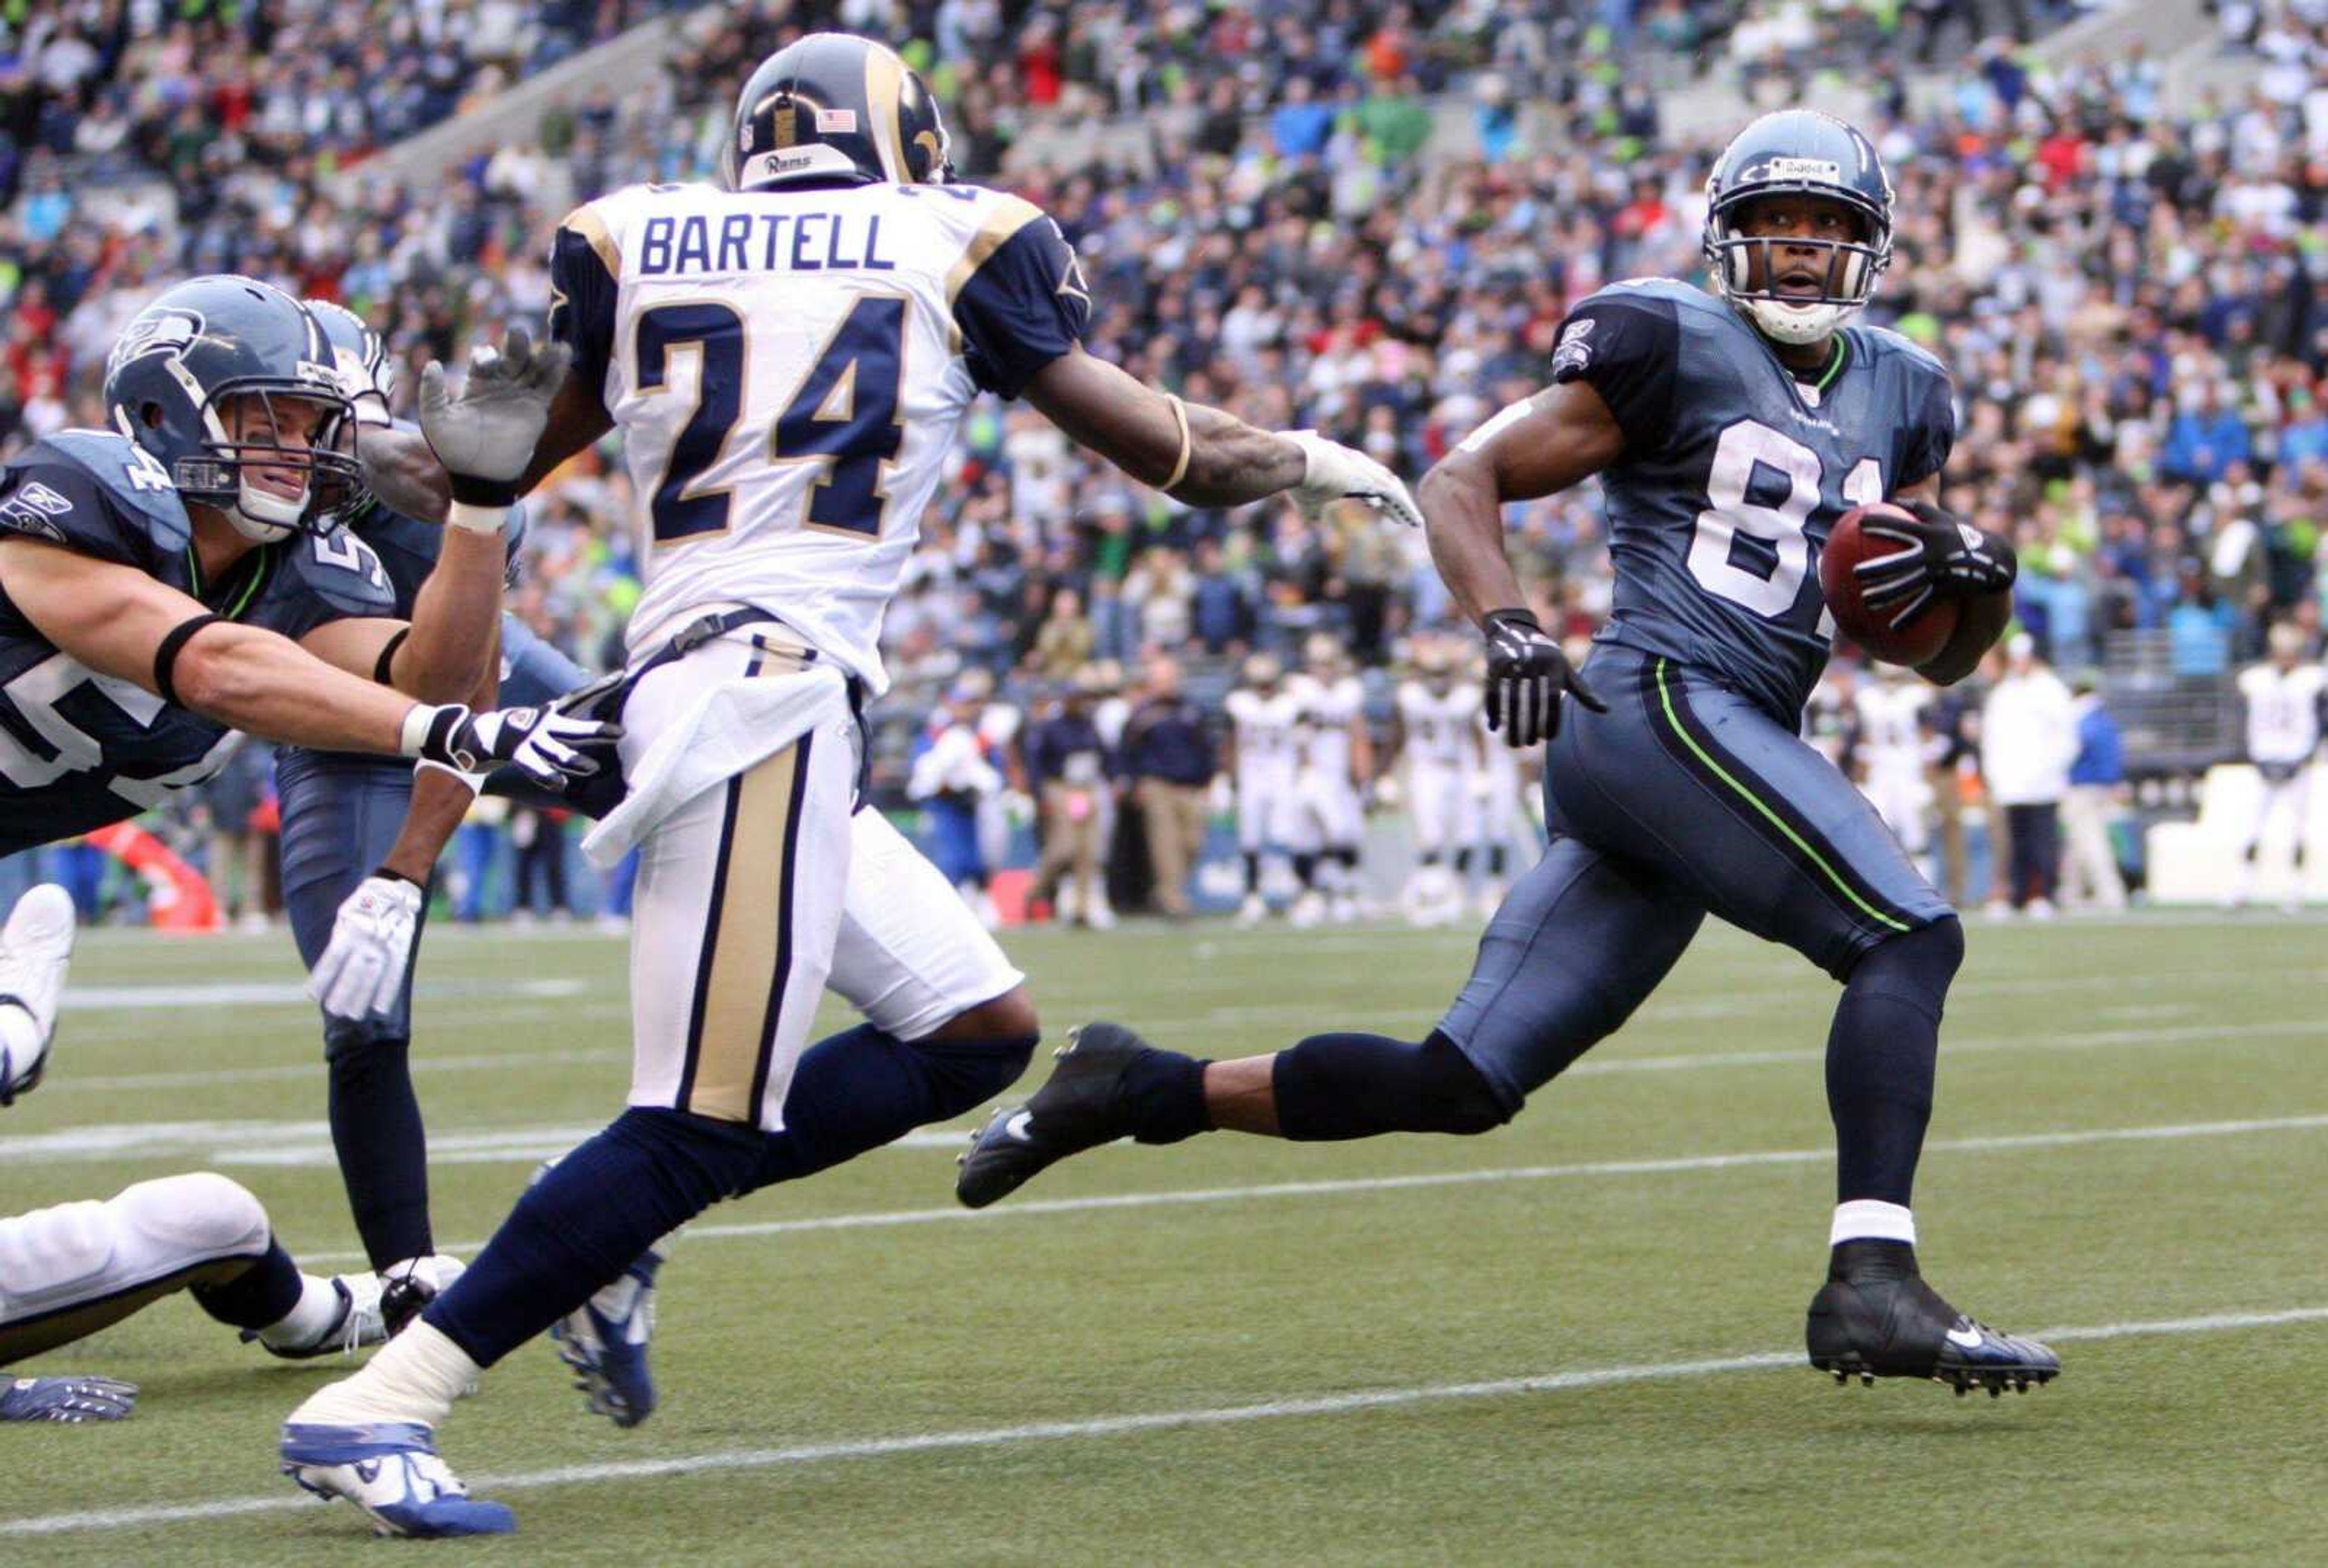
[445,500,510,535]
[398,704,439,759]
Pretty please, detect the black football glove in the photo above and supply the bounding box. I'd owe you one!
[1480,608,1605,748]
[1851,501,2018,630]
[407,701,620,793]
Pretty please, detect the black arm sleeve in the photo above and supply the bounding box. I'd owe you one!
[547,214,620,414]
[1898,370,1958,489]
[951,215,1092,399]
[1547,293,1682,460]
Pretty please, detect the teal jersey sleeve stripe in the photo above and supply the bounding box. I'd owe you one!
[1652,658,1912,934]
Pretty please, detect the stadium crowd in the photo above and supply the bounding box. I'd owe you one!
[1,0,2321,919]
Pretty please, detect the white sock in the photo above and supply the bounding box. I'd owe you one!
[257,1273,345,1352]
[288,1322,481,1431]
[1830,1199,1916,1247]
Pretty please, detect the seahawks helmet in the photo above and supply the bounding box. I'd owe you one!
[104,276,358,542]
[724,33,953,193]
[1702,110,1893,346]
[303,298,397,429]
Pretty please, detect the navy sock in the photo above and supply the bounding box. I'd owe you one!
[426,1108,761,1367]
[753,1022,1038,1184]
[326,1036,432,1271]
[1273,1030,1512,1139]
[1117,1048,1212,1144]
[1827,919,1963,1206]
[1293,853,1317,889]
[1243,852,1260,893]
[1454,847,1474,876]
[190,1239,306,1330]
[1489,846,1508,876]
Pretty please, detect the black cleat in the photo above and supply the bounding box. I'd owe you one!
[1807,1239,2059,1397]
[955,1022,1151,1209]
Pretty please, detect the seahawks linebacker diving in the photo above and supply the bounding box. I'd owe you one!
[960,110,2058,1397]
[275,300,594,1333]
[0,276,613,1411]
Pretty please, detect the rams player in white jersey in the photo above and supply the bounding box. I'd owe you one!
[1393,638,1482,925]
[1467,652,1538,916]
[1223,652,1303,924]
[1287,633,1372,924]
[278,33,1420,1536]
[1849,663,1933,867]
[0,888,389,1423]
[2229,621,2325,910]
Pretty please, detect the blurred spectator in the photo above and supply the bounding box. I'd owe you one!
[1981,634,2077,917]
[2061,678,2129,910]
[1120,654,1216,918]
[908,681,1006,926]
[196,744,276,931]
[1025,667,1116,927]
[510,806,571,922]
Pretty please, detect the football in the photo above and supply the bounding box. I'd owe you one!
[1819,501,1961,667]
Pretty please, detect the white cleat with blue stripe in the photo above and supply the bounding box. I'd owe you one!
[280,1422,514,1538]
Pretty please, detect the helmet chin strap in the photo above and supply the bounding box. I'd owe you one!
[1743,296,1857,346]
[228,476,306,543]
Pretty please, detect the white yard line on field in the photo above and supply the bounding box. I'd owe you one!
[20,1018,2323,1158]
[286,1111,2328,1269]
[1,1304,2321,1538]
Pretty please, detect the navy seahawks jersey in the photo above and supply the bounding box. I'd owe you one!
[0,429,395,852]
[343,422,529,615]
[1551,278,1955,721]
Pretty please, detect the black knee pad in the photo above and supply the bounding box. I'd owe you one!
[1413,1033,1520,1135]
[323,1017,407,1063]
[1848,916,1964,1019]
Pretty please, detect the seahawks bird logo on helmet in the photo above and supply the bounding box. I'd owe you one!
[1702,110,1895,346]
[723,32,953,193]
[103,276,360,543]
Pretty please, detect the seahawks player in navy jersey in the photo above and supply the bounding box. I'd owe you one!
[272,300,594,1331]
[963,111,2058,1396]
[0,276,613,1413]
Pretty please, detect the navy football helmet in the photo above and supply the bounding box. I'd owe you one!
[1703,110,1894,345]
[104,276,358,542]
[723,33,953,193]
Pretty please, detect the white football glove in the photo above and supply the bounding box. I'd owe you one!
[404,701,621,793]
[1282,429,1425,529]
[309,875,423,1023]
[418,327,572,506]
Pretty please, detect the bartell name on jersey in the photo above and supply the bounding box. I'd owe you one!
[0,430,394,852]
[547,178,1091,695]
[1398,680,1479,770]
[1548,278,1956,723]
[1225,686,1301,779]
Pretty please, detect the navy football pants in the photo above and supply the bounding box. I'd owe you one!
[1439,644,1953,1111]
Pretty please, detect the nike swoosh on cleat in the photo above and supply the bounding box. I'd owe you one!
[1945,1326,1986,1349]
[1003,1112,1034,1143]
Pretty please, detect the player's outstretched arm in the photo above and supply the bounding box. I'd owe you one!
[1421,382,1621,746]
[1023,348,1420,522]
[0,539,614,781]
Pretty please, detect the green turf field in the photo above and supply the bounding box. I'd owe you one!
[2,913,2323,1563]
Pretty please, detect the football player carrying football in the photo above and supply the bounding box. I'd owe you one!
[961,110,2055,1398]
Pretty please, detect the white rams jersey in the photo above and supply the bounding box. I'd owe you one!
[1853,681,1930,770]
[1292,672,1364,782]
[1398,681,1478,771]
[1225,686,1301,781]
[548,179,1091,694]
[2239,661,2325,764]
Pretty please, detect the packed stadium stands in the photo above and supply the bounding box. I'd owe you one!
[0,0,2320,918]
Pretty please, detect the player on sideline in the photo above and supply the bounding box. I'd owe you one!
[1,886,396,1421]
[1286,633,1371,924]
[274,300,594,1329]
[2226,621,2324,911]
[1223,652,1302,924]
[1393,638,1483,926]
[277,33,1419,1538]
[961,110,2061,1398]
